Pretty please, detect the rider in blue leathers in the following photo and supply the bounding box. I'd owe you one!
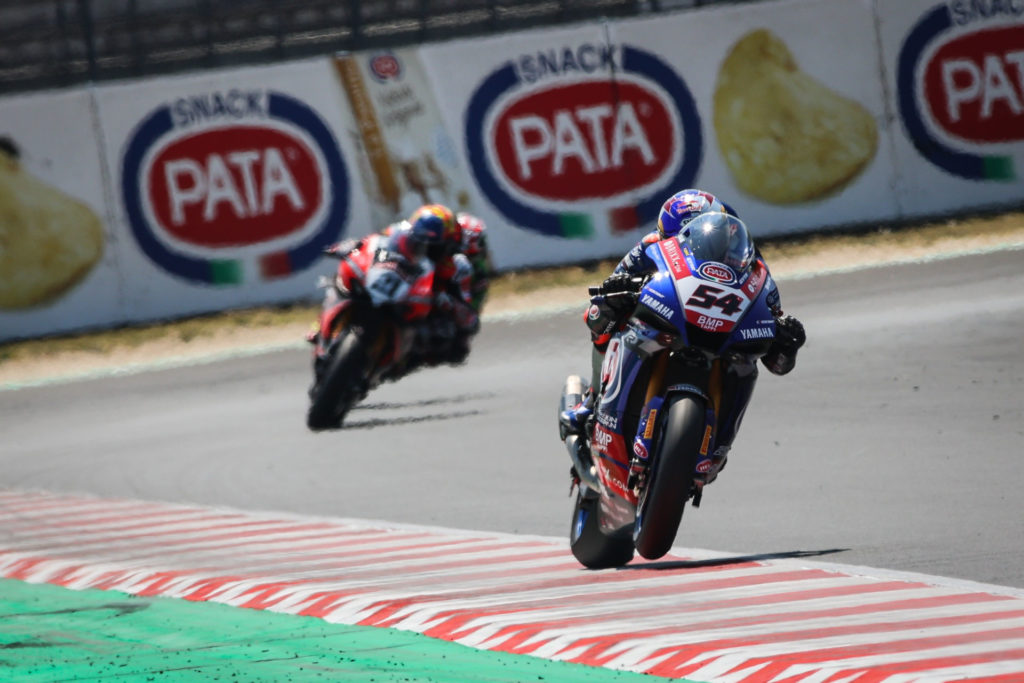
[560,189,806,483]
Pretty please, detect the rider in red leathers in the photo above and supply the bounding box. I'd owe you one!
[315,204,478,373]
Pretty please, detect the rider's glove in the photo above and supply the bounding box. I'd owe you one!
[601,272,639,316]
[601,272,635,294]
[774,315,806,351]
[325,238,362,257]
[762,314,806,375]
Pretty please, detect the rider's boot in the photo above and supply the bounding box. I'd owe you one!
[559,387,595,439]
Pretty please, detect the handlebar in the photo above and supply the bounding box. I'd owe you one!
[589,275,647,297]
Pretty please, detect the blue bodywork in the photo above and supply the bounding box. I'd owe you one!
[594,235,777,479]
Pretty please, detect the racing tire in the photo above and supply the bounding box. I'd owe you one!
[569,489,635,569]
[632,394,705,561]
[306,331,369,431]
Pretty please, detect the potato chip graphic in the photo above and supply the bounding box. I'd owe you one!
[0,138,105,309]
[714,29,878,204]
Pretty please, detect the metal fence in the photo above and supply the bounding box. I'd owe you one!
[0,0,739,95]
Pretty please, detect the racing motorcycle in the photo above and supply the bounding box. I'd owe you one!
[558,213,780,568]
[306,234,435,431]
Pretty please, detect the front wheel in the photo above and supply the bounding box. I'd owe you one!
[632,395,706,560]
[569,489,635,569]
[307,331,370,431]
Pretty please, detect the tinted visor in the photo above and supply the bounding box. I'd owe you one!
[386,230,427,260]
[682,212,754,272]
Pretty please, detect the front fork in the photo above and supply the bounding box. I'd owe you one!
[627,353,725,502]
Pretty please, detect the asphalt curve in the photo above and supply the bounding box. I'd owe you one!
[1,247,1022,589]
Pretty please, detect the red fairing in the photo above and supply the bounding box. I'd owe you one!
[592,423,637,504]
[741,258,768,300]
[659,238,691,280]
[316,299,351,347]
[403,270,435,322]
[335,236,378,291]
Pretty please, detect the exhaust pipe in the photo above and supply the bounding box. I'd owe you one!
[565,434,601,491]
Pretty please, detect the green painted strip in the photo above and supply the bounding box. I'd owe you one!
[559,213,594,239]
[0,578,674,682]
[983,155,1015,181]
[210,259,244,285]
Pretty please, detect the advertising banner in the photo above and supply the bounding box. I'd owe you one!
[333,48,477,228]
[877,0,1024,216]
[421,23,659,269]
[421,1,900,269]
[611,0,899,240]
[93,58,371,322]
[3,0,1022,341]
[0,89,123,341]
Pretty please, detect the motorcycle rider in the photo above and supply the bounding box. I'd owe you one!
[457,212,493,315]
[418,207,480,366]
[423,212,493,366]
[559,188,806,483]
[315,204,476,371]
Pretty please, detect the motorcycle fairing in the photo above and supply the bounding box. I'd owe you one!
[315,240,434,371]
[594,325,663,505]
[645,238,776,354]
[631,395,665,465]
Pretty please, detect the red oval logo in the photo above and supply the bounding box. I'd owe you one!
[370,54,401,81]
[923,25,1024,143]
[698,262,735,284]
[632,441,648,460]
[493,81,675,201]
[148,126,322,248]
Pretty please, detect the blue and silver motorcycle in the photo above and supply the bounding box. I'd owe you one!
[559,212,781,568]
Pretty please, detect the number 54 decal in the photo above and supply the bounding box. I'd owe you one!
[686,284,744,316]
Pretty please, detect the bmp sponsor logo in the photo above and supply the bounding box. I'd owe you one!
[695,315,726,331]
[640,293,675,320]
[593,424,615,448]
[465,43,702,238]
[122,89,349,285]
[897,4,1018,180]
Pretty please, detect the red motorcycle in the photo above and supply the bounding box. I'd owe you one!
[306,234,435,431]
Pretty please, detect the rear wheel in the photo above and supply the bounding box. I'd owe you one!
[633,395,705,560]
[569,489,635,569]
[307,331,370,431]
